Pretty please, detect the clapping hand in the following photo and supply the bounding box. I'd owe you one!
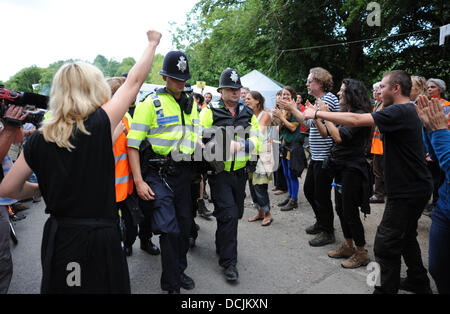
[303,100,316,120]
[415,95,449,131]
[277,98,296,112]
[317,99,330,112]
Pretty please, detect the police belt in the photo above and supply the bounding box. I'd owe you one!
[41,215,119,294]
[145,153,192,177]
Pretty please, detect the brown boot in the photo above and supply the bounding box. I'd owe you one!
[341,250,370,269]
[328,244,356,259]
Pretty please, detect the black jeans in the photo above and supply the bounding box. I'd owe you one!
[374,194,431,294]
[334,168,366,247]
[304,160,334,233]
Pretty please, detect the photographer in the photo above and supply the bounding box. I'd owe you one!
[0,105,37,294]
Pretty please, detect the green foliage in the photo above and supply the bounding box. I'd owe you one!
[5,66,44,92]
[171,0,449,96]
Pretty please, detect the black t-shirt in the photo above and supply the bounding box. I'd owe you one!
[23,108,117,219]
[331,111,371,163]
[371,103,432,199]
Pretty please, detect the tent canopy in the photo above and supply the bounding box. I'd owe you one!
[241,70,284,110]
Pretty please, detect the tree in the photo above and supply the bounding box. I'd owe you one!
[171,0,449,95]
[5,66,44,92]
[146,54,165,85]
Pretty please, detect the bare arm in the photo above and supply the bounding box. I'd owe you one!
[304,107,375,128]
[0,152,40,200]
[102,30,161,139]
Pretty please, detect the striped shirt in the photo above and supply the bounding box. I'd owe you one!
[0,156,17,205]
[304,92,340,161]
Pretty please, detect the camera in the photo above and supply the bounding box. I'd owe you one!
[0,85,49,127]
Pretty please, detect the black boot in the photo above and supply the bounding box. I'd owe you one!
[277,197,291,207]
[140,239,161,255]
[280,198,298,211]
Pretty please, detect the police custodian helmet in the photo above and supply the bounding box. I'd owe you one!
[217,68,243,92]
[159,51,192,82]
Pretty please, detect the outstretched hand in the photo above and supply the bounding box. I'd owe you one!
[415,95,449,131]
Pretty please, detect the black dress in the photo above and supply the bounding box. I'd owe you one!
[23,108,130,294]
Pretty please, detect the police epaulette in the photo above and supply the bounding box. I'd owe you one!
[150,94,162,108]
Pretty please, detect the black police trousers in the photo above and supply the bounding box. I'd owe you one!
[144,166,193,292]
[208,169,247,268]
[373,194,431,294]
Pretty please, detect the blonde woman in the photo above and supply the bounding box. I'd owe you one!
[0,30,162,294]
[410,76,428,102]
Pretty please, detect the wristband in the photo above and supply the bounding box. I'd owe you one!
[314,109,320,120]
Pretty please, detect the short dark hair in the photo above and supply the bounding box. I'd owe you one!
[384,70,412,98]
[204,92,212,97]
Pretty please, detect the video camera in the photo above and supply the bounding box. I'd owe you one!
[0,85,49,127]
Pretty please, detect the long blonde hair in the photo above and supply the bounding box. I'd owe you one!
[40,62,111,151]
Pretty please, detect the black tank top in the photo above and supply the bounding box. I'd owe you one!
[23,108,117,219]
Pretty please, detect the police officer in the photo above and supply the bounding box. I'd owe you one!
[199,68,261,282]
[127,51,199,294]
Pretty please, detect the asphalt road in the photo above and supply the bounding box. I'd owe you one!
[7,178,437,294]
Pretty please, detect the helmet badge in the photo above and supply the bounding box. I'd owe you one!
[177,56,187,73]
[230,70,239,83]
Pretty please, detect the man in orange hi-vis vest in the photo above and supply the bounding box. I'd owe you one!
[108,77,160,258]
[370,82,385,203]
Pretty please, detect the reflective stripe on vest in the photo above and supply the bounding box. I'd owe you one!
[371,131,383,155]
[114,117,133,202]
[145,94,199,156]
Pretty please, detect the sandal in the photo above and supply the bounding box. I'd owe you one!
[261,217,273,227]
[248,214,264,222]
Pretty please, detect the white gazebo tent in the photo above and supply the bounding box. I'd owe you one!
[240,70,284,110]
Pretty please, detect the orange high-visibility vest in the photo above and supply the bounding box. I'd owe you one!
[371,103,384,155]
[114,116,133,203]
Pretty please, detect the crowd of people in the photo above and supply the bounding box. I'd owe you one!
[0,29,448,295]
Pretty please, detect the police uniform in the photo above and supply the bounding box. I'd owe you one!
[127,51,199,293]
[199,68,261,281]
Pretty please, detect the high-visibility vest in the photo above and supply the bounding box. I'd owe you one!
[199,101,261,172]
[127,89,199,157]
[371,103,384,155]
[114,116,133,203]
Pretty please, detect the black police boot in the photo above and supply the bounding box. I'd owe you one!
[399,278,432,294]
[124,246,133,257]
[305,222,321,235]
[277,197,291,207]
[197,199,212,219]
[224,265,239,282]
[280,198,298,211]
[140,239,161,255]
[309,231,335,247]
[168,289,180,294]
[180,273,195,290]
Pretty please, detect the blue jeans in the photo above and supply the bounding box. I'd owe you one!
[281,158,299,199]
[248,177,270,213]
[429,208,450,294]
